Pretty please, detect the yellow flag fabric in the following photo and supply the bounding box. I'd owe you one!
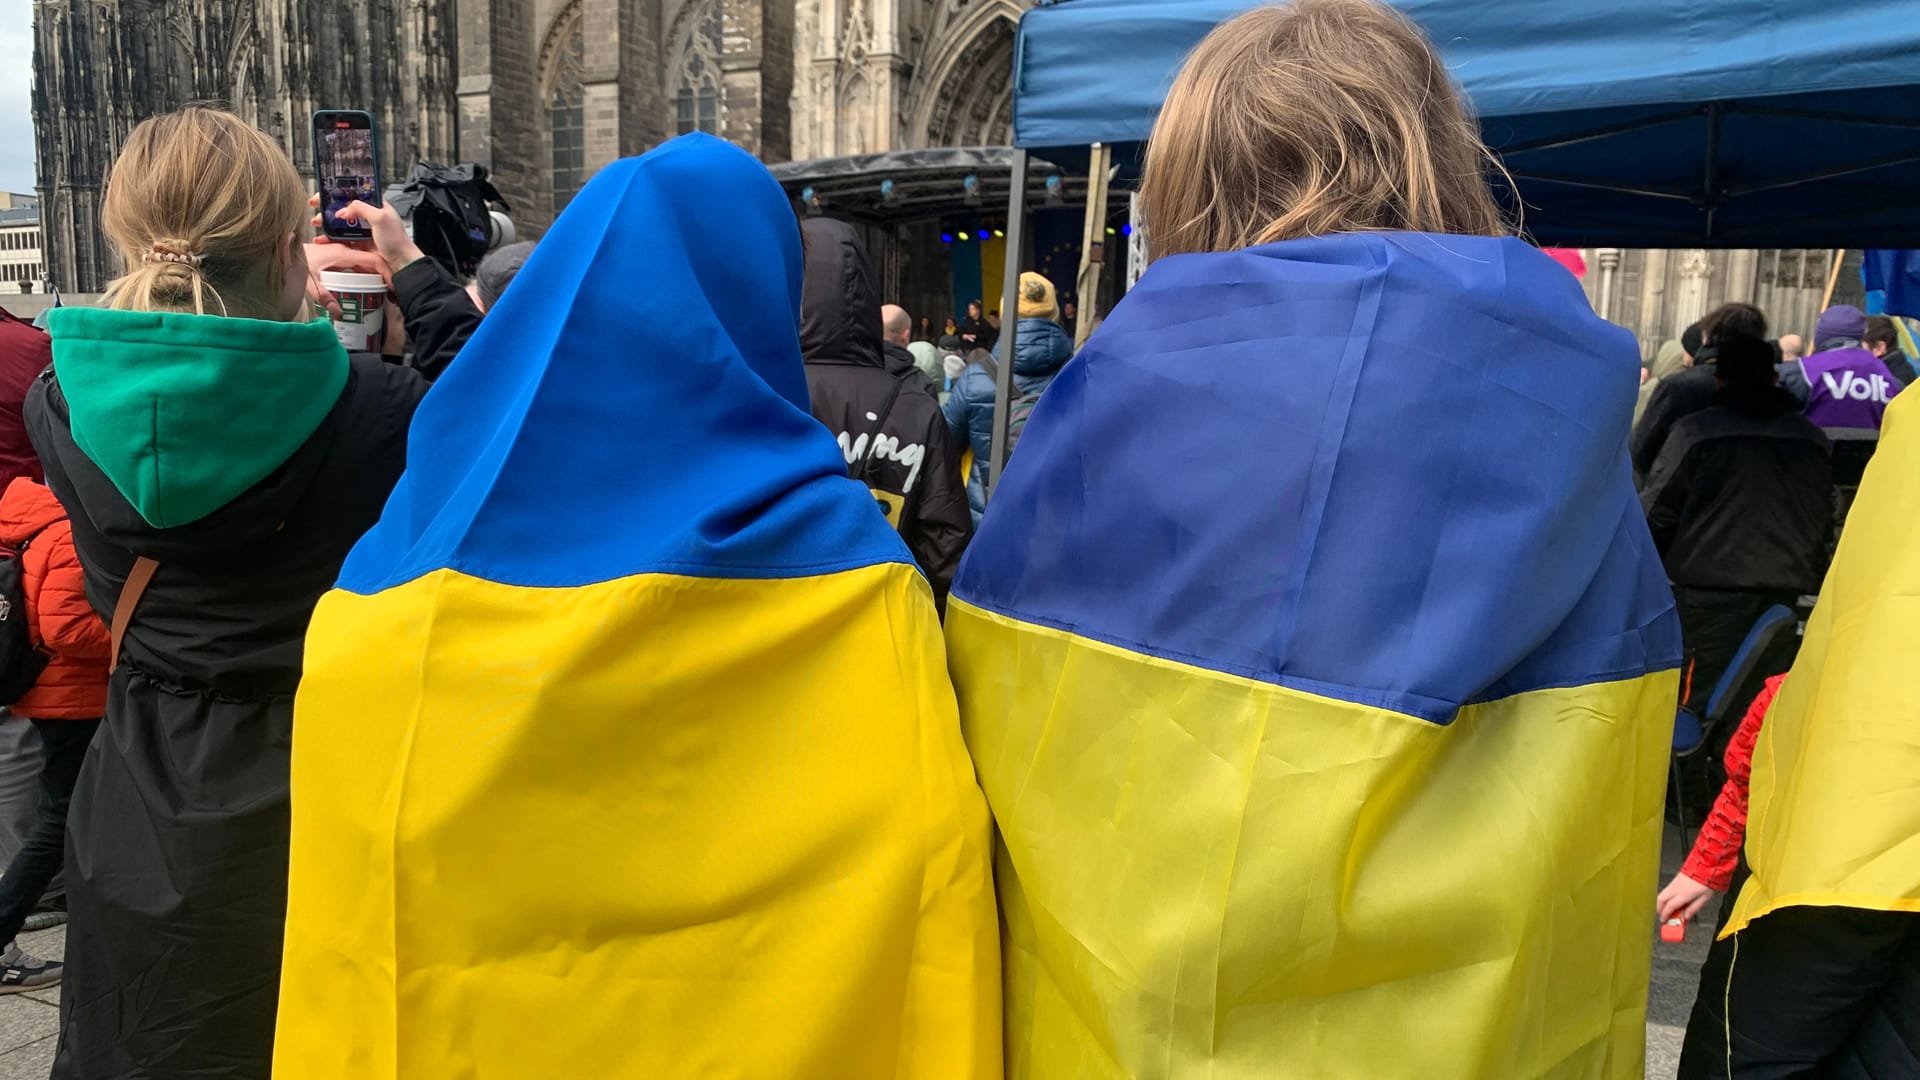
[1725,389,1920,937]
[949,604,1675,1079]
[283,569,999,1077]
[274,136,999,1077]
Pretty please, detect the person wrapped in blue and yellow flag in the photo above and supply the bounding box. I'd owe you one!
[1674,365,1920,1075]
[274,134,1001,1078]
[945,3,1680,1077]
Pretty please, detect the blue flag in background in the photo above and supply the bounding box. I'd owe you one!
[1030,208,1081,306]
[1863,250,1920,318]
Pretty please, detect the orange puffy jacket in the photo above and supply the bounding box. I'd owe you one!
[0,477,108,719]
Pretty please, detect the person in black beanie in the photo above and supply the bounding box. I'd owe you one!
[1631,302,1767,484]
[1681,319,1706,362]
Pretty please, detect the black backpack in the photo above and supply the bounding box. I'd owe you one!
[967,352,1044,459]
[0,539,49,706]
[386,162,510,279]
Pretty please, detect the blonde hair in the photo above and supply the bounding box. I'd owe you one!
[100,106,309,317]
[1140,0,1511,259]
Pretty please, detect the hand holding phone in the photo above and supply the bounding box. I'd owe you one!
[308,194,424,275]
[313,110,381,240]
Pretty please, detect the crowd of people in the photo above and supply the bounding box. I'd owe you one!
[1632,295,1917,1077]
[0,0,1911,1077]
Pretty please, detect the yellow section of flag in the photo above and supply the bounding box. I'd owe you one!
[1726,391,1920,937]
[947,599,1673,1079]
[276,563,1000,1078]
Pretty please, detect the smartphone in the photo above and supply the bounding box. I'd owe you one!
[312,110,381,240]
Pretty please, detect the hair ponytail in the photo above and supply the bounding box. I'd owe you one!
[100,107,308,319]
[104,238,222,315]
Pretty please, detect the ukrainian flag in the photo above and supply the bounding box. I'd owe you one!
[1725,388,1920,937]
[948,234,1681,1078]
[275,135,1000,1078]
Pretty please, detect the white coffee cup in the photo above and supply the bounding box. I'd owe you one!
[318,270,389,352]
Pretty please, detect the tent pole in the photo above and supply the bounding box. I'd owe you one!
[1074,142,1113,348]
[987,148,1029,501]
[1814,248,1846,344]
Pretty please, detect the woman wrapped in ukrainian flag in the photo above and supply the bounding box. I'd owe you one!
[946,2,1681,1077]
[273,134,1000,1078]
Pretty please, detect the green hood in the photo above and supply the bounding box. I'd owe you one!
[47,307,350,529]
[1650,338,1689,380]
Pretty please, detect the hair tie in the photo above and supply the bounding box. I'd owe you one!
[141,246,203,268]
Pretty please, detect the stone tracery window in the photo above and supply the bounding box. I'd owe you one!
[674,0,723,136]
[546,11,586,213]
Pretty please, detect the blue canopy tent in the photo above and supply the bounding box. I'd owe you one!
[984,0,1920,492]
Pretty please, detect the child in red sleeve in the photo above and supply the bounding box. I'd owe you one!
[0,476,109,991]
[1657,673,1784,927]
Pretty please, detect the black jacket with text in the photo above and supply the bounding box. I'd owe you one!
[799,218,970,604]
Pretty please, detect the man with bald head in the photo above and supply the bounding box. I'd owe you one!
[880,303,941,396]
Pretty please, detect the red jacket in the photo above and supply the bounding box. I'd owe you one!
[0,308,48,490]
[1681,673,1784,892]
[0,477,108,719]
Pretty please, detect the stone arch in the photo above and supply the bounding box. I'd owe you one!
[667,0,725,136]
[539,0,587,212]
[225,6,256,92]
[838,72,872,156]
[903,0,1023,148]
[226,27,256,120]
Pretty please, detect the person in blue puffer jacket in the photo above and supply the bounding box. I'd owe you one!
[943,272,1075,524]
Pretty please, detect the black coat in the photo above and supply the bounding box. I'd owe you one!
[1641,385,1833,595]
[1631,362,1720,483]
[799,218,970,604]
[27,264,474,1080]
[957,316,998,355]
[1885,349,1919,388]
[883,339,940,398]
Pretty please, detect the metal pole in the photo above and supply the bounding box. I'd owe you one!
[1074,143,1113,348]
[987,149,1029,500]
[1126,192,1147,290]
[1813,248,1846,346]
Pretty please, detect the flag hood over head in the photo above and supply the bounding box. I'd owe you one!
[338,133,907,595]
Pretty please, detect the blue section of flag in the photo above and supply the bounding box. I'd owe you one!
[1863,250,1920,319]
[336,134,911,595]
[1030,208,1082,305]
[947,217,983,322]
[953,232,1681,724]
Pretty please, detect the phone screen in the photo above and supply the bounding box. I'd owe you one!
[314,112,379,238]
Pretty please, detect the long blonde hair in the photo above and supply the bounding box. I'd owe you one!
[1140,0,1511,260]
[100,106,309,317]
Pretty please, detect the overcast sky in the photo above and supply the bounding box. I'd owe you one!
[0,0,36,196]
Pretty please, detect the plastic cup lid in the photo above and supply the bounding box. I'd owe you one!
[318,270,387,292]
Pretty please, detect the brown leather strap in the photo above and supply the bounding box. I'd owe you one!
[109,557,159,674]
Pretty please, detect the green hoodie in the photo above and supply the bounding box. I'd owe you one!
[46,307,351,529]
[1633,337,1690,428]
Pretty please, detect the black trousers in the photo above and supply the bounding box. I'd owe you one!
[1679,903,1920,1078]
[1670,587,1800,815]
[0,718,98,946]
[1673,586,1800,717]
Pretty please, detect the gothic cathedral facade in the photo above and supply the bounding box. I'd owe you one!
[31,0,1028,293]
